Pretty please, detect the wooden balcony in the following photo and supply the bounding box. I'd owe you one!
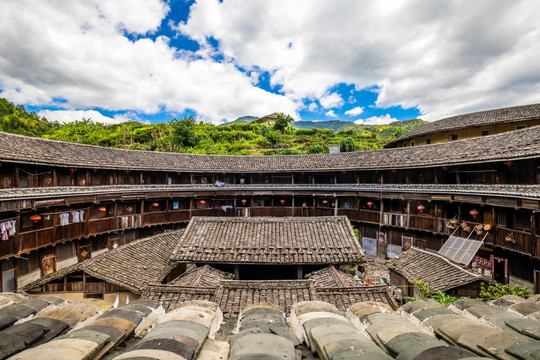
[87,218,116,235]
[117,215,141,230]
[142,211,168,225]
[383,212,407,227]
[55,222,85,241]
[409,215,436,232]
[18,228,54,252]
[495,227,535,255]
[357,209,380,223]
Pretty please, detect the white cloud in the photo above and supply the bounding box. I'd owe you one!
[345,106,364,116]
[38,110,130,124]
[2,0,540,124]
[307,102,318,112]
[179,0,540,120]
[319,92,344,109]
[354,114,397,125]
[0,0,298,124]
[325,110,338,118]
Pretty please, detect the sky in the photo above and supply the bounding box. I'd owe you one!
[1,0,540,126]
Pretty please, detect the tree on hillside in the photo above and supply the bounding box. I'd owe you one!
[339,137,358,152]
[273,113,294,133]
[172,117,199,147]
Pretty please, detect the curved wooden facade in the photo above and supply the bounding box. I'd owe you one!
[1,108,540,293]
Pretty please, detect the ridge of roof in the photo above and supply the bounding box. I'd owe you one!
[387,103,540,146]
[2,122,540,171]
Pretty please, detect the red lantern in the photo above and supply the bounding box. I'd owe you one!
[280,199,286,205]
[417,205,425,213]
[69,168,77,175]
[241,199,247,205]
[470,209,479,219]
[199,200,206,205]
[322,200,328,204]
[152,202,159,208]
[30,215,42,223]
[98,206,107,214]
[367,201,374,208]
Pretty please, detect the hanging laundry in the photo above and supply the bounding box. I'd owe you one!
[221,205,233,212]
[7,220,16,236]
[71,211,80,223]
[59,213,70,226]
[78,210,84,222]
[0,222,7,241]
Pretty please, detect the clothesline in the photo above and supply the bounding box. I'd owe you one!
[17,168,54,177]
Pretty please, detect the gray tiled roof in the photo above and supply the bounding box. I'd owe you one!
[2,123,540,172]
[2,183,540,203]
[82,230,183,293]
[19,230,184,294]
[216,280,314,314]
[170,216,363,264]
[305,265,363,288]
[387,103,540,146]
[168,265,234,287]
[141,279,397,313]
[386,247,484,292]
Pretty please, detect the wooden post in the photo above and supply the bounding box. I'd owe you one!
[82,272,87,298]
[334,197,338,217]
[52,169,58,186]
[234,265,240,280]
[406,200,411,228]
[297,265,303,280]
[14,167,19,187]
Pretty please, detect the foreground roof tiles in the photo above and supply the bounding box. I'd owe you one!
[387,102,540,146]
[170,216,363,264]
[386,247,484,292]
[3,121,540,172]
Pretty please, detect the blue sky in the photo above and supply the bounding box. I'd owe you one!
[2,0,540,125]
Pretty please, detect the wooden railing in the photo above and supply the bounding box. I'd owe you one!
[18,228,54,252]
[87,218,116,235]
[357,209,380,223]
[55,222,85,241]
[409,215,436,232]
[117,215,141,230]
[495,227,535,255]
[383,212,407,227]
[142,212,168,225]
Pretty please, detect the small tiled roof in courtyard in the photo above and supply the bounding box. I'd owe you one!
[168,265,234,287]
[170,216,363,265]
[2,121,540,172]
[305,265,363,288]
[20,229,184,294]
[386,247,485,292]
[141,279,397,313]
[386,103,540,147]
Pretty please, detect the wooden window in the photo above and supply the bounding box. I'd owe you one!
[426,139,431,144]
[481,130,489,136]
[451,134,458,141]
[515,211,531,231]
[57,242,75,261]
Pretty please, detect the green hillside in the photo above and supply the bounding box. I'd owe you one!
[221,115,258,125]
[292,120,357,132]
[0,98,426,155]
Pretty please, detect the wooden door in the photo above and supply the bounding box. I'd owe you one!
[41,255,56,276]
[78,245,92,262]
